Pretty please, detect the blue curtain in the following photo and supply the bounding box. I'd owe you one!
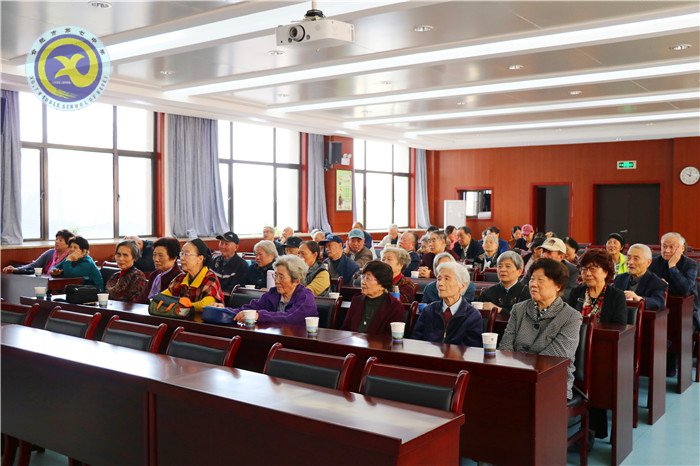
[307,133,331,232]
[415,148,431,228]
[1,90,23,244]
[167,114,227,237]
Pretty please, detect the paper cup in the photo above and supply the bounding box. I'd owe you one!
[34,286,47,299]
[97,293,109,307]
[471,301,484,310]
[305,316,320,334]
[34,267,43,276]
[244,284,256,289]
[390,322,405,341]
[482,332,498,353]
[328,292,340,299]
[410,271,419,278]
[243,309,257,326]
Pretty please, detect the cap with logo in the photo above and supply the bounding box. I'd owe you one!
[521,224,534,236]
[348,228,365,239]
[319,235,344,245]
[285,236,303,248]
[216,231,240,244]
[537,237,566,254]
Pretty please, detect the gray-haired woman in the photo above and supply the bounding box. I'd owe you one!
[475,251,531,316]
[245,240,279,289]
[106,240,149,303]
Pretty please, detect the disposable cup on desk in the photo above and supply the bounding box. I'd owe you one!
[410,271,419,278]
[390,322,405,341]
[97,293,109,307]
[328,292,340,299]
[34,268,43,276]
[482,332,498,355]
[305,316,319,335]
[243,309,257,326]
[471,301,484,310]
[244,285,255,290]
[34,286,47,299]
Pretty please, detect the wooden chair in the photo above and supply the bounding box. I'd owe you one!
[408,277,434,293]
[263,342,356,391]
[100,265,120,286]
[339,285,362,302]
[44,307,102,340]
[481,267,499,282]
[101,315,167,353]
[166,327,241,367]
[46,277,84,294]
[402,301,419,335]
[227,285,264,308]
[626,299,645,428]
[359,357,470,414]
[330,276,344,292]
[0,302,39,326]
[315,295,341,329]
[567,315,594,466]
[478,307,496,333]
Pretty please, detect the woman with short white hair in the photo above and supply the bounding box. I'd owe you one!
[421,252,476,304]
[380,246,415,303]
[245,240,278,289]
[412,262,483,346]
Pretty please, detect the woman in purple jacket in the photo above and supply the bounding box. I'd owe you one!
[217,255,317,325]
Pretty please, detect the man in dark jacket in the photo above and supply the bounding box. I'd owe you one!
[412,262,482,346]
[321,235,360,284]
[398,230,421,277]
[211,231,249,293]
[452,226,484,262]
[613,244,668,311]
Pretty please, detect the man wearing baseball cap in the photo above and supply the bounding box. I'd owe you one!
[321,234,360,284]
[284,236,303,256]
[212,231,249,292]
[521,237,579,300]
[346,228,374,269]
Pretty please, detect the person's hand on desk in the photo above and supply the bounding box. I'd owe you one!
[50,268,63,277]
[2,265,15,273]
[233,310,257,323]
[481,302,501,313]
[209,302,226,308]
[623,290,642,302]
[417,266,431,278]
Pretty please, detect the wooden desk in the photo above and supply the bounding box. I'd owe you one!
[666,294,694,393]
[639,309,668,425]
[151,368,463,466]
[21,296,569,466]
[1,273,48,304]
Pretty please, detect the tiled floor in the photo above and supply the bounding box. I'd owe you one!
[5,376,699,465]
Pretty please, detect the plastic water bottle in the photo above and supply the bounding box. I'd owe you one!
[266,269,276,289]
[390,285,400,300]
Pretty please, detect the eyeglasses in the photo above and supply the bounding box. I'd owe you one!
[179,251,197,259]
[580,265,601,274]
[360,274,377,282]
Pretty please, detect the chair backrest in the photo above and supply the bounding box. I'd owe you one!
[572,316,594,396]
[626,299,645,376]
[47,277,84,293]
[101,315,167,353]
[102,261,118,268]
[0,302,39,326]
[227,287,265,308]
[409,277,434,292]
[478,307,496,333]
[44,307,102,339]
[482,268,499,282]
[330,276,343,292]
[100,266,120,286]
[339,286,362,302]
[166,327,241,367]
[402,301,419,335]
[263,342,356,391]
[359,357,470,414]
[315,296,341,329]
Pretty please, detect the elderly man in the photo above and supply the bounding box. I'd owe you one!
[345,228,373,269]
[398,230,421,277]
[417,230,459,278]
[378,224,400,247]
[352,221,374,250]
[262,225,285,256]
[321,235,360,284]
[411,262,483,346]
[521,237,579,300]
[211,231,249,293]
[488,226,511,255]
[613,244,668,310]
[452,226,484,262]
[124,235,155,273]
[280,226,294,244]
[284,236,303,256]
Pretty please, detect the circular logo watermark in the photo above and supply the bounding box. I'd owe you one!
[25,26,110,111]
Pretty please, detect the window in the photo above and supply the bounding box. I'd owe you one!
[18,92,155,240]
[218,122,300,235]
[353,140,410,229]
[460,189,492,219]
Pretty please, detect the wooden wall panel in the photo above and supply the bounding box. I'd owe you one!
[324,136,355,232]
[670,137,700,245]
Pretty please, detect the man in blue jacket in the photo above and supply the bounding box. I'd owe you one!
[321,235,360,285]
[613,244,668,310]
[412,262,483,347]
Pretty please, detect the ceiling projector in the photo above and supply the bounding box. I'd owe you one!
[276,8,354,48]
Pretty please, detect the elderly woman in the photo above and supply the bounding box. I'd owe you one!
[218,255,317,325]
[422,252,476,304]
[3,229,74,275]
[606,233,627,275]
[499,258,582,400]
[476,251,530,316]
[564,237,580,265]
[144,237,182,300]
[298,240,331,296]
[474,233,500,270]
[417,230,458,278]
[50,236,104,290]
[341,260,404,335]
[378,224,400,247]
[106,240,149,303]
[380,246,415,303]
[161,239,224,312]
[246,240,278,289]
[412,262,482,346]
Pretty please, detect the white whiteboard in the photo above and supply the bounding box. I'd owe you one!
[444,200,466,227]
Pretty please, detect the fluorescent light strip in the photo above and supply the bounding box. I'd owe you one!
[170,12,700,96]
[405,111,700,137]
[107,1,407,62]
[273,61,700,112]
[354,91,700,125]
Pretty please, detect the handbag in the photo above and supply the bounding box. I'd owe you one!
[65,285,99,304]
[202,306,236,325]
[148,293,194,319]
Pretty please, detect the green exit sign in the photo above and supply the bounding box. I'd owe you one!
[617,160,637,169]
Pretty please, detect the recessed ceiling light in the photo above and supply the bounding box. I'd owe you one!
[414,25,434,32]
[335,130,348,135]
[277,93,289,98]
[268,50,285,56]
[670,43,692,51]
[457,101,466,106]
[249,117,267,123]
[508,64,524,70]
[380,80,392,85]
[159,70,174,76]
[569,90,583,96]
[361,110,372,115]
[88,0,112,8]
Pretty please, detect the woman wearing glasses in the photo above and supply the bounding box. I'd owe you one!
[341,260,404,335]
[161,239,224,312]
[214,255,317,325]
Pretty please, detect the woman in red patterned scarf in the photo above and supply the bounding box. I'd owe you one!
[106,240,149,303]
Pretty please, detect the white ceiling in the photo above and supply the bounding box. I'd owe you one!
[2,1,699,150]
